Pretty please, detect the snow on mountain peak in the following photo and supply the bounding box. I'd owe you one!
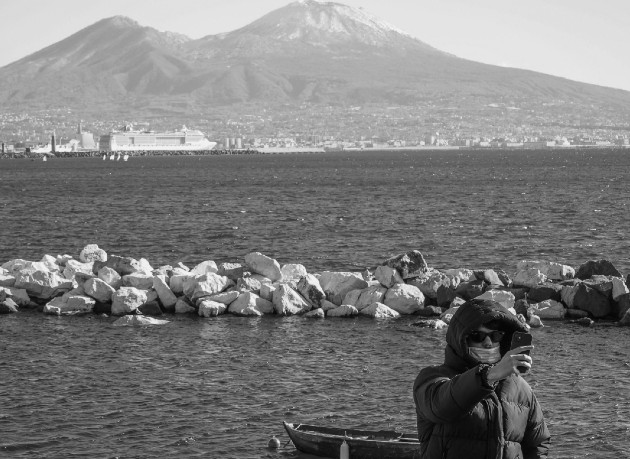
[242,0,414,47]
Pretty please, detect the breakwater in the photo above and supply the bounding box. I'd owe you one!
[2,246,629,327]
[0,148,333,159]
[0,149,265,159]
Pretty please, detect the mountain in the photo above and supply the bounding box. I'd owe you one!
[1,0,629,134]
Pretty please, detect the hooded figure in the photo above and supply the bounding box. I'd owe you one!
[413,299,550,459]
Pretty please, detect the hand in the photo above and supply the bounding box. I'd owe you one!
[487,345,534,383]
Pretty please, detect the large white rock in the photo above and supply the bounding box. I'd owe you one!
[516,260,575,281]
[260,282,277,302]
[318,271,369,305]
[79,244,107,263]
[2,259,47,275]
[198,299,228,317]
[217,262,245,280]
[122,272,154,290]
[63,259,94,280]
[612,277,630,301]
[111,287,148,316]
[14,268,73,300]
[513,268,547,288]
[343,285,387,311]
[73,271,96,289]
[531,299,566,319]
[61,295,95,314]
[169,268,194,294]
[183,273,232,303]
[42,297,65,315]
[296,274,325,308]
[383,284,425,314]
[373,265,403,288]
[44,295,95,315]
[407,269,452,299]
[359,302,401,319]
[152,275,178,310]
[137,258,153,274]
[475,289,516,310]
[327,304,359,317]
[113,315,169,326]
[39,255,60,272]
[84,277,116,303]
[98,266,122,289]
[280,263,308,283]
[203,290,240,305]
[228,291,274,316]
[236,276,263,293]
[190,260,218,276]
[272,284,312,315]
[244,252,282,282]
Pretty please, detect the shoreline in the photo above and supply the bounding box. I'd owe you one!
[1,145,629,159]
[1,247,629,328]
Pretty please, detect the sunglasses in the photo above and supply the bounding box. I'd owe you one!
[467,330,505,343]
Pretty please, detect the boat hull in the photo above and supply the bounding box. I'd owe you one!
[283,422,421,459]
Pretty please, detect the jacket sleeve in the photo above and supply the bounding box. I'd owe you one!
[414,365,494,424]
[521,391,551,459]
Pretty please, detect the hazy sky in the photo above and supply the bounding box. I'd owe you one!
[1,0,628,91]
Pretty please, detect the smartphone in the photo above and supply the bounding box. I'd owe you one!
[510,331,532,373]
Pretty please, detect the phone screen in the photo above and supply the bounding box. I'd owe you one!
[510,332,532,373]
[510,332,532,352]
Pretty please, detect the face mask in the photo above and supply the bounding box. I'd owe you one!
[468,346,501,364]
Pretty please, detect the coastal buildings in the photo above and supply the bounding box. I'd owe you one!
[0,108,628,154]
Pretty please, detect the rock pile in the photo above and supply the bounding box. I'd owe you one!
[1,246,629,328]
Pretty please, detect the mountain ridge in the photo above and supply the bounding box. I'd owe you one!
[0,0,628,136]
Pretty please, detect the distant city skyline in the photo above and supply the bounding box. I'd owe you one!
[0,0,629,92]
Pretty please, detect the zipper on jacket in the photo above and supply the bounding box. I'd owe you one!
[489,389,504,459]
[482,398,493,459]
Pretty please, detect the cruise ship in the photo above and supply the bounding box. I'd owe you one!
[98,125,216,151]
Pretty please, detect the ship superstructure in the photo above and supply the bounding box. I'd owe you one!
[98,125,216,151]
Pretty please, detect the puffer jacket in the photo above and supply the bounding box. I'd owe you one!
[413,299,550,459]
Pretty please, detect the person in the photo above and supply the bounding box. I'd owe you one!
[413,298,550,459]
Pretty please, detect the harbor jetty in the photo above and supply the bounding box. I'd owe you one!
[0,148,327,159]
[1,246,629,327]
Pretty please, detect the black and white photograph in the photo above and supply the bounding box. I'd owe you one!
[1,1,629,458]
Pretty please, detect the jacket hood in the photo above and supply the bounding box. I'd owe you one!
[446,299,529,369]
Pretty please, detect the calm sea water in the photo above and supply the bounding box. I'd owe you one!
[1,150,630,458]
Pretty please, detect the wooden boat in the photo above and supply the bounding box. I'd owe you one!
[283,421,421,458]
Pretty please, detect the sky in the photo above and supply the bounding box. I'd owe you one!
[0,0,629,92]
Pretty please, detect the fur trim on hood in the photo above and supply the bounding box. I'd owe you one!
[446,298,529,369]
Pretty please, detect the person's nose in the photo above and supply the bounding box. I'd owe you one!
[483,336,493,347]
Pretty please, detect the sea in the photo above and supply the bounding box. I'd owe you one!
[1,149,629,458]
